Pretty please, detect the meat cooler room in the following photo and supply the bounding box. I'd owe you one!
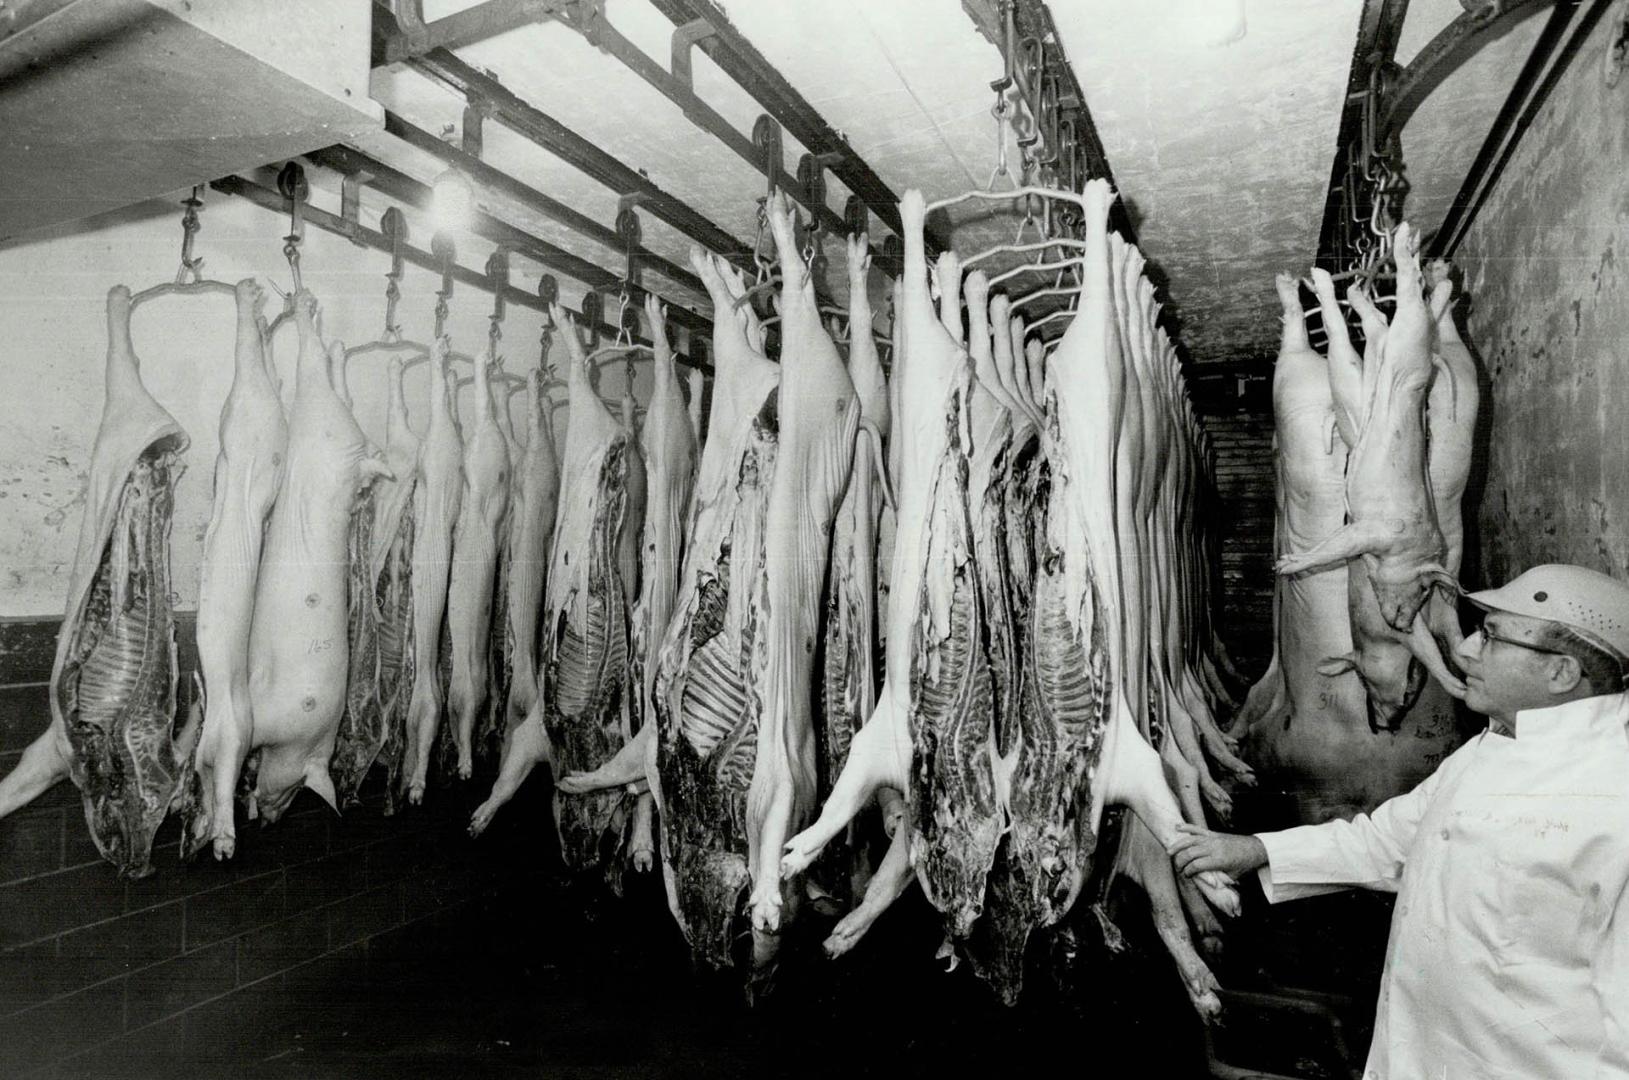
[2,1,1628,1077]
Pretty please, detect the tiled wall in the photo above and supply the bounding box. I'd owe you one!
[0,617,545,1077]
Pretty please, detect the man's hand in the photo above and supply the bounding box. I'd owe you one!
[1168,823,1269,879]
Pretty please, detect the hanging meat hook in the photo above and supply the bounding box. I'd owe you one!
[277,162,309,296]
[129,188,240,309]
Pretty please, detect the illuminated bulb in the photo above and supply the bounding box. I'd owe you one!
[1171,0,1246,48]
[432,167,474,232]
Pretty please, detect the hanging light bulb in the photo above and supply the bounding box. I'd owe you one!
[432,166,474,232]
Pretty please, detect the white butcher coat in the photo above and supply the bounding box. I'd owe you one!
[1256,691,1629,1079]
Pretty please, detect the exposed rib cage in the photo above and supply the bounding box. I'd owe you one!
[654,423,777,969]
[375,499,415,815]
[907,402,1000,940]
[332,489,384,807]
[543,438,633,870]
[57,451,187,879]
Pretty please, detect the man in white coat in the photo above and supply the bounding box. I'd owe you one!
[1171,564,1629,1079]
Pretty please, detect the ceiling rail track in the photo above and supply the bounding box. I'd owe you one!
[212,171,711,373]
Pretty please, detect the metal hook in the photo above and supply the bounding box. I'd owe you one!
[431,230,456,338]
[277,162,308,295]
[486,247,509,357]
[380,207,408,342]
[174,186,205,286]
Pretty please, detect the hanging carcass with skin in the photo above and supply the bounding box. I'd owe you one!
[496,365,561,753]
[1277,224,1467,730]
[0,286,198,877]
[471,304,636,867]
[814,233,891,908]
[622,295,697,872]
[186,278,287,860]
[561,246,781,969]
[784,184,1240,997]
[403,340,464,804]
[372,356,421,814]
[327,345,386,809]
[445,351,512,780]
[244,294,391,820]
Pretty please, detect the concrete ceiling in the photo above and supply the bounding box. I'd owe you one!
[359,0,1557,366]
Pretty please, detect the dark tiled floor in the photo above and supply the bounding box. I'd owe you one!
[218,865,1223,1080]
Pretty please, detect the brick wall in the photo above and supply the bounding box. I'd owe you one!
[1204,408,1276,682]
[0,616,544,1078]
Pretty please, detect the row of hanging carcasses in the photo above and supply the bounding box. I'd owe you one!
[486,179,1255,1011]
[0,177,1252,1013]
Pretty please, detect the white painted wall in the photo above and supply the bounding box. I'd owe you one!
[0,191,650,617]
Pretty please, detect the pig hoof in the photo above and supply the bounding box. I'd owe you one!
[750,889,783,933]
[469,803,497,837]
[631,845,654,873]
[780,835,820,880]
[211,834,236,861]
[408,785,425,807]
[1198,872,1242,918]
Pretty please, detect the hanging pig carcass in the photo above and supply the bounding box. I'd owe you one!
[244,294,390,820]
[470,304,636,867]
[1277,224,1467,729]
[186,278,287,859]
[0,285,199,877]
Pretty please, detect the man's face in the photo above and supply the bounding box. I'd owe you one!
[1454,611,1571,719]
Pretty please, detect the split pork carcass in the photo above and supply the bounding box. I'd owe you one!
[1277,224,1467,729]
[623,295,696,872]
[328,347,387,808]
[814,233,890,909]
[244,295,391,820]
[371,357,421,814]
[784,189,1001,945]
[0,285,198,877]
[445,354,512,780]
[403,340,464,804]
[186,278,287,860]
[738,191,861,940]
[481,384,523,764]
[786,185,1237,1007]
[471,304,636,866]
[556,247,781,967]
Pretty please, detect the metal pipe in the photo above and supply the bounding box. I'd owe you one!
[381,110,706,297]
[210,173,713,375]
[304,144,713,340]
[1436,0,1602,257]
[405,50,753,267]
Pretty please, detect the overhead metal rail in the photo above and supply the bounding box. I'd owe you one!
[375,0,572,65]
[305,143,715,341]
[641,0,942,255]
[381,109,707,298]
[212,171,711,373]
[1432,0,1607,258]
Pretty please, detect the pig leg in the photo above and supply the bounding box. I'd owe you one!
[629,791,655,872]
[782,695,907,878]
[1276,518,1395,577]
[558,725,652,794]
[824,809,914,958]
[1409,613,1467,699]
[1105,710,1241,916]
[1122,817,1223,1019]
[0,722,72,818]
[469,708,552,837]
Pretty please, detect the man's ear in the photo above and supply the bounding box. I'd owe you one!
[1548,653,1585,695]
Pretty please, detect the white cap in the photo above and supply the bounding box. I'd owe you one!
[1464,564,1629,660]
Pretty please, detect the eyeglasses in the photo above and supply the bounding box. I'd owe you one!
[1472,622,1570,657]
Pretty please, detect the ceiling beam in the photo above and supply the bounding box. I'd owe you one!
[399,47,756,270]
[375,0,570,65]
